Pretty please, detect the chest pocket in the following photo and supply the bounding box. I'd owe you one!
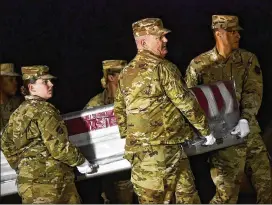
[200,64,226,84]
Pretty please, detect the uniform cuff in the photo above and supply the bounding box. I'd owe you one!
[199,127,211,136]
[240,112,254,123]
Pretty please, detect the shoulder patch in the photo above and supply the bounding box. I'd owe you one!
[56,125,64,134]
[255,65,261,75]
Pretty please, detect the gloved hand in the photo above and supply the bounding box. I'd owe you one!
[202,133,216,145]
[77,159,94,174]
[231,119,250,138]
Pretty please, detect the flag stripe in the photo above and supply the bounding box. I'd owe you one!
[191,87,210,116]
[210,84,224,112]
[223,81,239,110]
[199,86,219,117]
[217,82,233,114]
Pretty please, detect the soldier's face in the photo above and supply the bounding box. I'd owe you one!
[221,29,240,50]
[113,73,120,87]
[0,76,18,96]
[29,78,54,100]
[145,34,168,58]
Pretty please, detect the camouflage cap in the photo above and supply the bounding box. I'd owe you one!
[102,60,127,72]
[211,15,243,31]
[132,18,171,37]
[100,60,127,88]
[21,65,56,80]
[0,63,20,76]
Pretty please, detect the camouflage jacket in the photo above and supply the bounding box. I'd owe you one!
[114,50,211,151]
[1,95,85,184]
[186,47,262,133]
[0,96,23,132]
[84,89,113,109]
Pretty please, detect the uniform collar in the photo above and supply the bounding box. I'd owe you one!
[211,47,242,64]
[25,95,46,101]
[137,49,164,61]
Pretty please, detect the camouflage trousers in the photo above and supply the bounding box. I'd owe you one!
[125,144,200,204]
[112,180,134,204]
[101,171,134,204]
[208,143,247,204]
[232,133,272,204]
[209,132,272,204]
[17,182,81,204]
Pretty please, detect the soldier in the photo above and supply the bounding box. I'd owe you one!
[84,60,128,108]
[186,15,272,203]
[1,65,94,204]
[84,60,134,204]
[0,63,23,133]
[114,18,216,204]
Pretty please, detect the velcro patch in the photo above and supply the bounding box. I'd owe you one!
[56,126,64,134]
[255,66,261,75]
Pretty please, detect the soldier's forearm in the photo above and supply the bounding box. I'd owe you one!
[240,94,262,121]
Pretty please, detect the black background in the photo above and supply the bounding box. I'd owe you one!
[1,0,271,130]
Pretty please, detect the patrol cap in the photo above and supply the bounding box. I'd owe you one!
[101,60,127,88]
[0,63,20,76]
[211,15,243,31]
[132,18,171,37]
[102,60,127,73]
[21,65,56,80]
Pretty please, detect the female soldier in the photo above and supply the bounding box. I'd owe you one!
[1,65,93,204]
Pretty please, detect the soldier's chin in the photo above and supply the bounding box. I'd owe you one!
[161,49,168,57]
[48,91,53,98]
[233,43,239,49]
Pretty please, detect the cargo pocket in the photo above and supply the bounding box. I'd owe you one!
[17,183,33,203]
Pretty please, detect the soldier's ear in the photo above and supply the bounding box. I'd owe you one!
[28,83,36,93]
[107,74,114,82]
[215,30,221,38]
[140,38,146,47]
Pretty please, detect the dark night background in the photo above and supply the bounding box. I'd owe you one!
[1,0,272,203]
[1,0,271,130]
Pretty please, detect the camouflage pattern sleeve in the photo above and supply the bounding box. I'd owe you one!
[84,100,95,110]
[84,92,104,109]
[240,54,263,121]
[39,109,85,167]
[1,123,20,169]
[185,60,200,88]
[114,84,127,138]
[158,61,211,136]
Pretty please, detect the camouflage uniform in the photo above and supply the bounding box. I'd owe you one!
[186,15,271,204]
[114,18,211,204]
[85,60,128,109]
[0,63,23,132]
[84,90,109,109]
[1,65,86,204]
[0,96,23,131]
[85,60,134,204]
